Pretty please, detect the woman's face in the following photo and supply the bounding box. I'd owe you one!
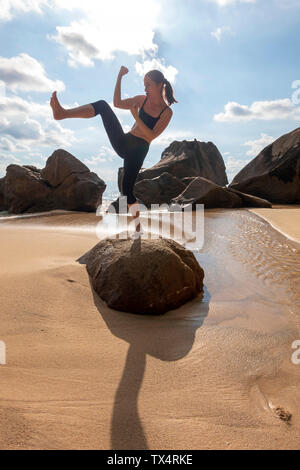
[144,75,161,97]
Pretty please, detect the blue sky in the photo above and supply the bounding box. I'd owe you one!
[0,0,300,197]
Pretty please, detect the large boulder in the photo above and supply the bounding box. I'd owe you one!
[2,149,106,214]
[224,187,272,207]
[229,127,300,203]
[4,165,52,213]
[140,139,228,185]
[171,177,243,208]
[41,149,91,187]
[133,172,186,208]
[117,138,228,194]
[0,177,7,211]
[84,236,204,315]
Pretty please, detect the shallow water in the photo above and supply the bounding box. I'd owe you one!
[2,205,298,324]
[200,209,300,319]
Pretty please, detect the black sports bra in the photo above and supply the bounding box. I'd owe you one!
[138,96,169,129]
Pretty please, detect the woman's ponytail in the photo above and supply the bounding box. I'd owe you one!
[163,78,178,106]
[146,70,178,106]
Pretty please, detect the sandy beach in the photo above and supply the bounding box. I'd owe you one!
[248,207,300,245]
[0,205,299,450]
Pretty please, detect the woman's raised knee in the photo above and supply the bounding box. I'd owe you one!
[90,99,108,115]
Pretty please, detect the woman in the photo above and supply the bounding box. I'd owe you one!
[50,66,178,236]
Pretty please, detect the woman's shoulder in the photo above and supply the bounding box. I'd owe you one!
[138,95,147,107]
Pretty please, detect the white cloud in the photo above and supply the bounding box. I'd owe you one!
[209,0,256,5]
[85,164,118,183]
[47,0,161,68]
[211,26,235,41]
[214,98,300,121]
[135,58,178,84]
[0,0,48,22]
[242,132,275,156]
[42,118,75,146]
[0,116,43,140]
[224,155,251,182]
[0,80,5,97]
[0,94,75,152]
[0,136,30,152]
[0,153,21,164]
[0,153,22,177]
[151,130,194,147]
[84,146,116,165]
[0,53,65,93]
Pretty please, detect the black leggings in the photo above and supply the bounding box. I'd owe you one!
[90,99,150,205]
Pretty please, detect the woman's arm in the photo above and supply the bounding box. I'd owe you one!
[113,66,128,107]
[113,74,122,107]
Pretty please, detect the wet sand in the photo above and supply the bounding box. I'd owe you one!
[0,206,299,449]
[249,206,300,244]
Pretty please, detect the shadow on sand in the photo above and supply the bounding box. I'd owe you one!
[77,236,210,449]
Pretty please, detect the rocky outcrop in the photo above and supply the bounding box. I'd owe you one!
[113,172,272,210]
[225,186,272,207]
[229,127,300,203]
[2,149,106,214]
[108,136,278,209]
[117,138,228,192]
[133,172,186,208]
[83,236,204,315]
[142,139,228,185]
[0,177,7,211]
[171,177,243,208]
[4,165,52,214]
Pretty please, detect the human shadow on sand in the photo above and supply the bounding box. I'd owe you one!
[77,236,210,450]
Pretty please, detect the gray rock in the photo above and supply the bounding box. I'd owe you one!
[182,177,198,186]
[134,172,186,208]
[2,148,106,214]
[117,138,228,195]
[41,148,91,187]
[0,177,7,211]
[224,186,272,207]
[171,177,242,208]
[84,236,204,315]
[229,127,300,203]
[4,164,52,213]
[140,139,228,186]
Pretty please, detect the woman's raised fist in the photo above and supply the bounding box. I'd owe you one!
[119,66,129,77]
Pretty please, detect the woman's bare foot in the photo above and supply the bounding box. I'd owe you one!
[50,91,66,120]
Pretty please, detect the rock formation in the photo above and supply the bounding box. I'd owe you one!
[111,138,271,209]
[229,127,300,203]
[1,149,106,214]
[0,177,6,211]
[117,138,228,192]
[133,172,186,207]
[171,177,243,208]
[84,236,204,315]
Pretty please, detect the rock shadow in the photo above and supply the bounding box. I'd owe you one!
[77,238,210,450]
